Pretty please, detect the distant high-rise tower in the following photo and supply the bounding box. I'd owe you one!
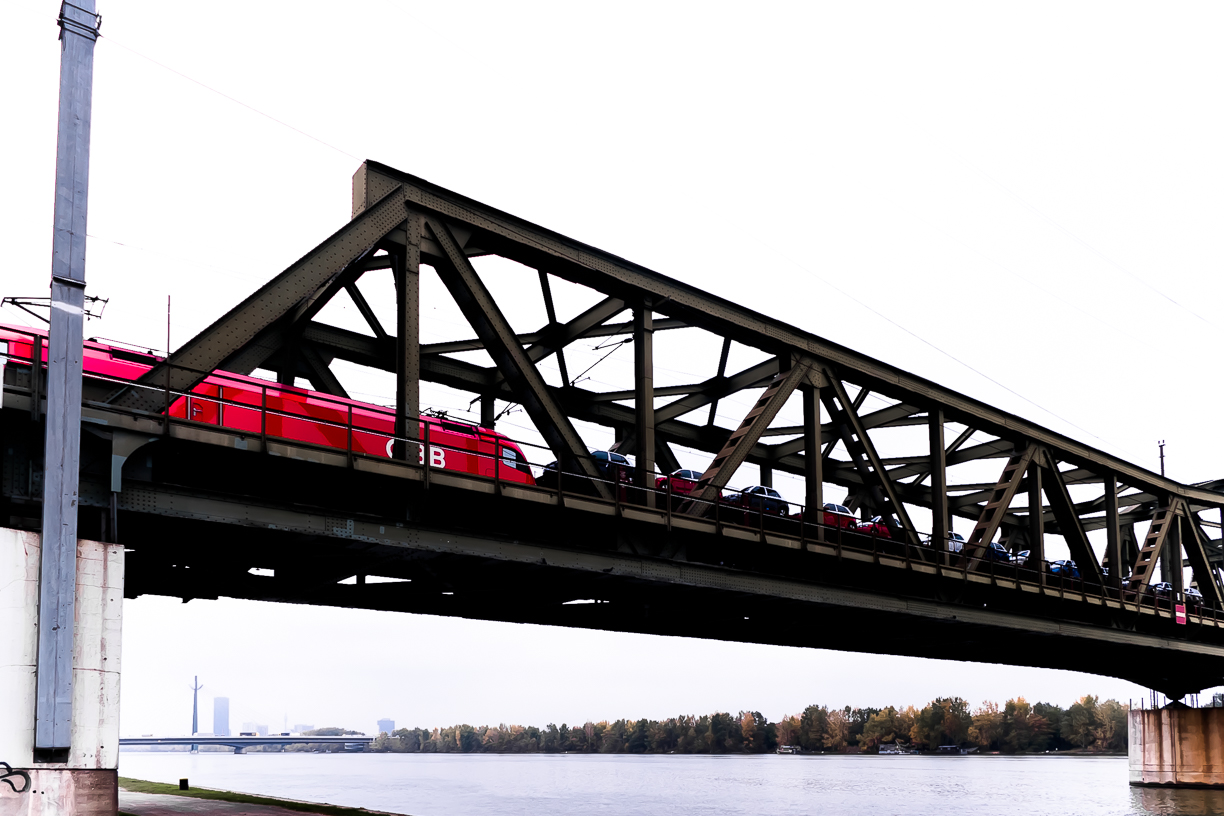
[377,718,395,735]
[190,676,203,752]
[214,697,230,737]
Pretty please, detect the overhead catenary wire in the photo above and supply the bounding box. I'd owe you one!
[959,157,1216,329]
[769,248,1144,462]
[100,37,362,162]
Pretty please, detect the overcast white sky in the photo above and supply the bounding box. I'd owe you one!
[4,0,1224,736]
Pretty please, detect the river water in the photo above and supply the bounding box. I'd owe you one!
[118,752,1224,816]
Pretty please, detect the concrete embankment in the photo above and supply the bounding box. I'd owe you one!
[118,778,411,816]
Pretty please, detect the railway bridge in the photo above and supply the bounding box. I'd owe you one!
[5,161,1224,804]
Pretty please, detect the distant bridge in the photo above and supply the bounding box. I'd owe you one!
[6,160,1224,698]
[119,736,372,754]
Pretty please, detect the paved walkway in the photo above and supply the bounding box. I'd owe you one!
[120,790,311,816]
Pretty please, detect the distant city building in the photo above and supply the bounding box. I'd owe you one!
[214,697,230,737]
[293,724,315,734]
[377,719,394,735]
[241,722,269,736]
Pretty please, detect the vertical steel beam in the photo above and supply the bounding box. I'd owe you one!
[928,409,948,554]
[481,395,495,429]
[1104,474,1121,588]
[30,335,44,421]
[37,0,100,754]
[634,300,655,505]
[1121,523,1139,575]
[759,466,773,488]
[1169,515,1184,601]
[1027,461,1044,567]
[802,384,823,521]
[394,214,422,459]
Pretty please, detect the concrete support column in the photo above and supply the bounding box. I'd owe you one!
[0,528,123,815]
[1130,706,1224,787]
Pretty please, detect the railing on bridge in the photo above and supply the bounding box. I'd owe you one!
[2,324,1218,628]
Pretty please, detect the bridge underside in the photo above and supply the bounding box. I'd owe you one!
[5,410,1219,698]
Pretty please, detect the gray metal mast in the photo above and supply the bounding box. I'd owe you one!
[35,0,101,756]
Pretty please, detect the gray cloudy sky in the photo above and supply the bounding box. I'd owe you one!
[4,0,1223,736]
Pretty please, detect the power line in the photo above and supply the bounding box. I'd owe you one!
[959,158,1215,328]
[100,37,362,162]
[771,249,1141,460]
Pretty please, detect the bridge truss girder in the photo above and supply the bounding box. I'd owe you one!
[110,160,1224,601]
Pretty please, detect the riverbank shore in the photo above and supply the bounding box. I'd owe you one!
[118,778,413,816]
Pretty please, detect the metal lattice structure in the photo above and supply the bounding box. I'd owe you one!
[103,161,1224,598]
[9,160,1224,697]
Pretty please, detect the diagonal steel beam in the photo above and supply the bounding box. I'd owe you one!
[687,358,816,511]
[823,376,920,546]
[766,402,922,461]
[964,445,1037,567]
[907,426,975,485]
[1129,501,1179,595]
[108,184,407,413]
[345,281,388,341]
[425,217,609,499]
[299,343,348,397]
[655,439,682,475]
[1182,510,1224,608]
[656,358,780,425]
[525,297,625,367]
[1037,450,1104,585]
[890,437,1011,482]
[418,318,685,357]
[288,246,376,328]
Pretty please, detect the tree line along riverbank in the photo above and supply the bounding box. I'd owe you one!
[287,695,1127,756]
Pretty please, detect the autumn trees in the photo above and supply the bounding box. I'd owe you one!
[363,695,1129,756]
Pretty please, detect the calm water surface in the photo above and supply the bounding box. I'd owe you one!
[119,752,1224,816]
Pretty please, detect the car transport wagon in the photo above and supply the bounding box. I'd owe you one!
[2,324,535,486]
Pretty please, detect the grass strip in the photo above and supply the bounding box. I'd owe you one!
[118,777,411,816]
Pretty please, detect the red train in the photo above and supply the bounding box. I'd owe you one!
[1,324,535,486]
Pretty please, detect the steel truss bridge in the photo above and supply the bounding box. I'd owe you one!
[118,736,372,754]
[5,161,1224,697]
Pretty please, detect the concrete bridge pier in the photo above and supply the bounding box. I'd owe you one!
[1130,705,1224,787]
[0,528,123,815]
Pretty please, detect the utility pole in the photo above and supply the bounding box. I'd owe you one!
[35,0,101,760]
[1159,440,1166,477]
[191,677,203,752]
